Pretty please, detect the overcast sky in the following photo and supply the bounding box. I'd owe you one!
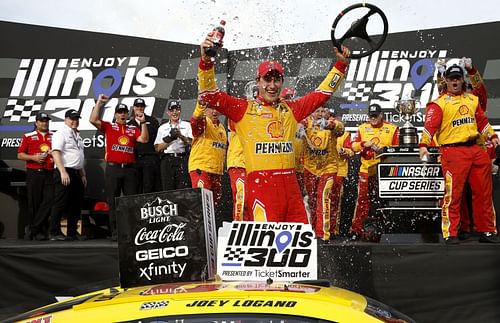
[1,0,499,49]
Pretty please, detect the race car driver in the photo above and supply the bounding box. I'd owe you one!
[198,28,350,223]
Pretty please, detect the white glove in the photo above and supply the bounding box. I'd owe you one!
[492,164,499,176]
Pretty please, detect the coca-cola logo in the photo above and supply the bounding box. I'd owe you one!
[134,223,186,246]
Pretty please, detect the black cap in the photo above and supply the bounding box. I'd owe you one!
[445,65,464,78]
[167,100,181,110]
[65,109,81,120]
[35,112,51,121]
[115,103,129,113]
[368,104,382,116]
[133,98,146,107]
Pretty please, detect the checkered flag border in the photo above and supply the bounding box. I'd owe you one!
[223,247,245,261]
[3,99,42,122]
[342,83,372,102]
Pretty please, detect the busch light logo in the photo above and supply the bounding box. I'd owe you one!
[140,196,179,223]
[217,221,317,282]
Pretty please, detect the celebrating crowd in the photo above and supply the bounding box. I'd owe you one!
[17,27,499,244]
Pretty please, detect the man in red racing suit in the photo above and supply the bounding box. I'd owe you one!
[198,30,350,223]
[420,65,499,244]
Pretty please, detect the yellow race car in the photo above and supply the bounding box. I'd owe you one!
[4,280,414,323]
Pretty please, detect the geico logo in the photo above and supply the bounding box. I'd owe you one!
[140,204,179,219]
[136,246,189,261]
[243,248,312,267]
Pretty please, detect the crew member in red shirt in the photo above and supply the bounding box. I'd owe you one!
[89,94,149,241]
[17,112,54,240]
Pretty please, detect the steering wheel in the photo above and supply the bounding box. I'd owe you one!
[331,3,389,58]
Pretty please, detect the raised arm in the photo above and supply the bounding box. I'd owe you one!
[89,94,108,131]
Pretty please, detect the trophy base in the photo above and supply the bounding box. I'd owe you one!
[399,127,418,147]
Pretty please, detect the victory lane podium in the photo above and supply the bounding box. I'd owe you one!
[115,188,217,288]
[375,146,444,242]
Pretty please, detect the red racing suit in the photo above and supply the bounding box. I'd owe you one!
[198,58,347,223]
[189,104,227,209]
[302,117,344,240]
[351,121,399,234]
[227,120,248,221]
[331,131,353,235]
[420,91,498,238]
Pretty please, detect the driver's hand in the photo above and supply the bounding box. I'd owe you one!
[334,45,350,64]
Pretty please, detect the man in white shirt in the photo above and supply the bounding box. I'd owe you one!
[154,100,193,191]
[50,109,87,241]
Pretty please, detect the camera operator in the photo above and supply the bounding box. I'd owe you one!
[154,100,193,191]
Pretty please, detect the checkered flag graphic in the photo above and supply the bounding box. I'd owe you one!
[223,247,245,261]
[3,99,42,122]
[342,83,372,101]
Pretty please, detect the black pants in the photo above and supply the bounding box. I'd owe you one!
[160,154,190,191]
[105,164,138,236]
[135,154,161,193]
[50,168,84,237]
[26,169,54,236]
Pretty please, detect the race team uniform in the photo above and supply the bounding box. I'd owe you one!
[18,130,54,239]
[226,120,248,221]
[188,103,228,209]
[302,117,344,240]
[420,92,498,238]
[198,58,347,223]
[331,131,354,236]
[101,120,141,238]
[351,121,399,235]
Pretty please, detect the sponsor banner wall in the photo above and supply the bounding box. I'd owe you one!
[1,21,499,162]
[225,22,500,134]
[0,21,227,160]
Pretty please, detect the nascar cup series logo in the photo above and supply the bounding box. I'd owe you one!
[217,221,317,282]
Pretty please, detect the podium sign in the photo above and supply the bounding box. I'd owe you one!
[217,221,317,282]
[378,163,444,198]
[116,188,217,288]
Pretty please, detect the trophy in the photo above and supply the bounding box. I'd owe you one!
[394,98,420,147]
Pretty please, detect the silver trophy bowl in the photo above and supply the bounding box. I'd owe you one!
[394,99,420,128]
[394,98,421,146]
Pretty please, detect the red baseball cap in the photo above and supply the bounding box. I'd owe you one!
[257,60,284,78]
